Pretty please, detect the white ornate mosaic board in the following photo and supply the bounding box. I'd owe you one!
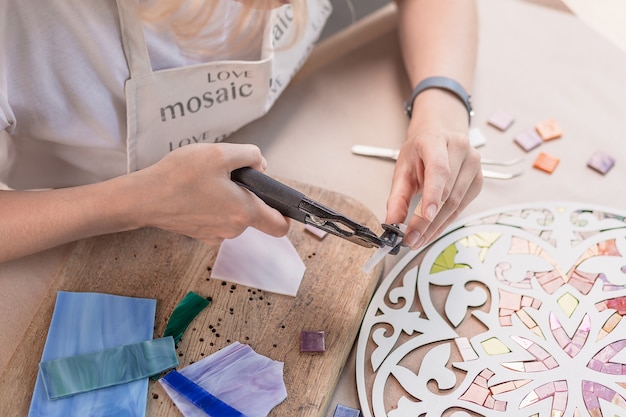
[356,202,626,417]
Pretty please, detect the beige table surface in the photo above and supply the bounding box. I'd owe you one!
[2,0,626,415]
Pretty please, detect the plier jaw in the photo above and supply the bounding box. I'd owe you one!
[301,198,405,253]
[231,167,406,255]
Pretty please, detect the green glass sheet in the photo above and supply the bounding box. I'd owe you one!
[39,336,178,399]
[163,291,211,345]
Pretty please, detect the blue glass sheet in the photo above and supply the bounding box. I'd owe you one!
[162,371,245,417]
[40,336,178,399]
[28,291,157,417]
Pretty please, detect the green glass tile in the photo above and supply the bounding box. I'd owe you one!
[39,336,178,400]
[163,291,211,345]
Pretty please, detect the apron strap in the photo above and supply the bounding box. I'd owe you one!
[116,0,153,78]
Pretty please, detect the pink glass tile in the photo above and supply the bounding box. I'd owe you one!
[480,368,494,378]
[525,361,549,372]
[475,375,488,388]
[487,110,515,131]
[528,343,550,360]
[484,395,495,409]
[493,400,506,411]
[587,150,615,175]
[535,381,556,399]
[460,383,490,405]
[490,381,516,395]
[554,380,568,392]
[564,344,580,357]
[543,356,559,369]
[607,296,626,315]
[499,290,522,310]
[549,314,563,330]
[553,391,568,411]
[499,316,512,326]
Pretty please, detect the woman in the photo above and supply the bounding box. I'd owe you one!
[0,0,481,262]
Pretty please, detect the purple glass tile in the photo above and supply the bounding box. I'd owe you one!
[593,383,615,402]
[514,129,543,152]
[582,390,599,409]
[300,331,326,353]
[587,359,603,371]
[333,404,361,417]
[587,150,615,175]
[601,363,622,375]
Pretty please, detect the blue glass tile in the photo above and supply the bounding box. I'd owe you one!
[28,291,157,417]
[333,404,361,417]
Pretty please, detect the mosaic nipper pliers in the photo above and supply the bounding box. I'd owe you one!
[231,167,405,254]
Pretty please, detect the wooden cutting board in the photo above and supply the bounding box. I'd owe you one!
[0,178,384,417]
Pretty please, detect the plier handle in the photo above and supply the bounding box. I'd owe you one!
[231,167,405,254]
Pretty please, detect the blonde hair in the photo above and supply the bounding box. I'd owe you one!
[138,0,306,58]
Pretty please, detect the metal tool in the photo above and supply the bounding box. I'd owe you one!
[231,167,405,254]
[351,145,524,179]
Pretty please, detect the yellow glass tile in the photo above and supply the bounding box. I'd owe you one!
[516,309,538,328]
[531,326,545,338]
[533,152,560,174]
[557,292,579,317]
[604,313,622,332]
[481,337,511,355]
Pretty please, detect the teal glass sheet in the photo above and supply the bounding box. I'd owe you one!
[40,336,178,399]
[28,291,157,417]
[163,291,210,345]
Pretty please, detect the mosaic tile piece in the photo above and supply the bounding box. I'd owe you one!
[487,109,515,131]
[535,119,563,140]
[300,331,326,352]
[356,203,626,417]
[587,150,615,175]
[514,128,543,152]
[333,404,362,417]
[28,292,156,417]
[533,152,560,173]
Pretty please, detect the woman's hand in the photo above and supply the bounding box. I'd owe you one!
[132,142,290,246]
[385,90,483,250]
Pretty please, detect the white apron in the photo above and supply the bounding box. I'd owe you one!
[116,0,332,172]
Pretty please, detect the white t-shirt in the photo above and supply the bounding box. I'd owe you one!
[0,0,276,189]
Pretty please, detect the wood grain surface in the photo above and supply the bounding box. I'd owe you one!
[0,179,384,417]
